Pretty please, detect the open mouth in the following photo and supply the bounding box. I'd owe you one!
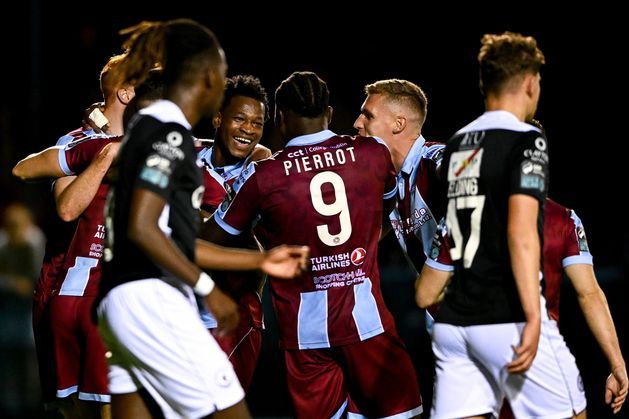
[233,136,252,145]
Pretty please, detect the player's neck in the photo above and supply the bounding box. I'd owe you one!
[485,95,528,122]
[211,143,240,168]
[103,106,124,136]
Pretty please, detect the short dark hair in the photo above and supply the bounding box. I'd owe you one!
[275,71,329,117]
[222,75,269,121]
[478,31,545,96]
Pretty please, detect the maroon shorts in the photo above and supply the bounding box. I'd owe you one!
[50,295,109,401]
[284,329,422,418]
[212,324,262,392]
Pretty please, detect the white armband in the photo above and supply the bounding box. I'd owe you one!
[193,272,215,296]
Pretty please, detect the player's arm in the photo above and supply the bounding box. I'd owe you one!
[128,188,239,333]
[506,194,541,373]
[565,263,628,413]
[416,224,454,308]
[196,239,308,280]
[54,142,119,221]
[12,147,65,181]
[415,265,452,309]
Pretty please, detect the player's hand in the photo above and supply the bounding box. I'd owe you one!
[250,144,272,161]
[506,319,540,373]
[82,102,109,134]
[606,365,628,414]
[205,287,239,336]
[99,142,121,163]
[261,245,309,279]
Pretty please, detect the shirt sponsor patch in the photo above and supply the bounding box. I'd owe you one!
[140,166,169,188]
[577,226,590,252]
[520,174,545,191]
[447,149,484,181]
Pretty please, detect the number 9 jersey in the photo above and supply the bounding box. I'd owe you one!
[215,130,398,349]
[437,111,549,326]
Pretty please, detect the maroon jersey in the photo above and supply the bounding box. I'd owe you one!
[389,137,445,273]
[33,127,97,403]
[216,130,398,349]
[197,144,263,329]
[543,199,592,321]
[54,135,120,297]
[34,129,103,304]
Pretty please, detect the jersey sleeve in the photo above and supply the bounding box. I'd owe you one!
[380,142,398,201]
[509,132,549,201]
[59,138,110,175]
[135,126,191,200]
[425,219,455,271]
[215,162,261,235]
[562,209,593,267]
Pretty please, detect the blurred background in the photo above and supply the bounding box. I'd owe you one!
[1,3,627,418]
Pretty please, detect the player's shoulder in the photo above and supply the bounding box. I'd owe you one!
[544,198,571,222]
[422,140,445,162]
[66,133,120,150]
[56,127,102,146]
[345,134,391,154]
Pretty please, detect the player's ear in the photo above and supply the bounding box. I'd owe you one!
[213,112,223,129]
[275,108,284,127]
[325,106,333,125]
[393,115,407,135]
[117,86,134,106]
[523,73,537,99]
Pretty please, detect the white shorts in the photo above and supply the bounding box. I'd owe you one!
[431,320,585,419]
[98,279,244,419]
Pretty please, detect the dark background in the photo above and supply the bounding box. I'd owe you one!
[1,3,627,418]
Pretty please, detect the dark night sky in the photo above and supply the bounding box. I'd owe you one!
[5,4,624,264]
[1,4,627,417]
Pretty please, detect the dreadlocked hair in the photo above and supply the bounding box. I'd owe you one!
[110,19,222,91]
[275,71,329,118]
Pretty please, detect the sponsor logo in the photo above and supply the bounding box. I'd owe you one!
[460,131,485,147]
[140,167,169,188]
[523,148,549,163]
[311,252,350,271]
[191,185,204,210]
[577,226,590,252]
[166,131,183,147]
[351,248,366,265]
[447,149,484,181]
[89,243,104,258]
[214,368,233,387]
[534,136,547,151]
[145,154,172,173]
[152,142,185,160]
[520,174,545,191]
[313,268,366,290]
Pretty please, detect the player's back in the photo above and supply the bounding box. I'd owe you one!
[220,130,398,348]
[438,112,548,326]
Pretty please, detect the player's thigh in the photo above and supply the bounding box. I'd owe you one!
[77,296,109,400]
[431,323,499,419]
[504,321,584,418]
[284,348,347,418]
[98,280,244,418]
[342,330,422,418]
